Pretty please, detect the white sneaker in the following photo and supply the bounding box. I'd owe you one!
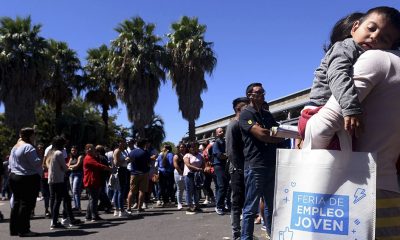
[202,199,209,205]
[61,218,70,226]
[265,233,271,240]
[156,200,162,206]
[113,210,120,216]
[142,203,148,209]
[132,203,138,209]
[119,210,129,217]
[177,203,183,210]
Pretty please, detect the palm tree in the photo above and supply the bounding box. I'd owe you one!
[0,16,49,135]
[42,39,81,133]
[84,44,118,140]
[166,16,217,141]
[143,114,165,149]
[110,16,166,138]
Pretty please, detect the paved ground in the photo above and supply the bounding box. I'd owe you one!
[0,199,267,240]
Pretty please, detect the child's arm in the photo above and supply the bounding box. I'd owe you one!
[326,40,364,135]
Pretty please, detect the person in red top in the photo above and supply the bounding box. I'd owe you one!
[83,144,111,221]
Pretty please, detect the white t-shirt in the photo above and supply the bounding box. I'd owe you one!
[183,153,203,176]
[44,145,67,159]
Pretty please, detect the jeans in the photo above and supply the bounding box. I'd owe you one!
[174,170,185,205]
[86,187,100,220]
[69,172,82,209]
[241,167,275,239]
[202,172,215,201]
[2,173,10,198]
[113,167,128,210]
[230,170,245,239]
[185,173,199,207]
[49,182,64,224]
[9,173,40,235]
[214,164,229,210]
[158,171,175,203]
[41,178,50,210]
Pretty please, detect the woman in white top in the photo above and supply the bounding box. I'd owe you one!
[183,142,204,214]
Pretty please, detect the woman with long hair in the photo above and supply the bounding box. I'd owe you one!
[183,142,204,214]
[47,136,81,229]
[68,146,83,212]
[173,143,187,210]
[156,144,175,206]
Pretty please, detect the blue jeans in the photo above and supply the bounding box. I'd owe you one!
[214,164,229,210]
[185,173,199,207]
[86,187,100,220]
[174,170,185,205]
[69,172,82,209]
[241,167,275,239]
[230,170,245,239]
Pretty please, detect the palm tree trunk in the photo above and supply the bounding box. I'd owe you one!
[55,101,63,134]
[102,104,109,144]
[188,118,196,141]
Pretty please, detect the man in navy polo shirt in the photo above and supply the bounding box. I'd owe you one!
[212,127,230,215]
[128,138,151,213]
[239,83,283,240]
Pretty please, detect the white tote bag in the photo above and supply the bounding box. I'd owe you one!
[271,149,376,240]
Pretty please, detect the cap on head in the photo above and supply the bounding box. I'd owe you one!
[232,97,249,110]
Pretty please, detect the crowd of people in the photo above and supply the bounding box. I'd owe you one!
[0,5,400,240]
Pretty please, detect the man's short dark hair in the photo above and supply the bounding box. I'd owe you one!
[137,138,148,148]
[245,82,263,96]
[232,97,249,110]
[52,136,66,150]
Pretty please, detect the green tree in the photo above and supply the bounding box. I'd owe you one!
[0,16,49,135]
[0,113,16,157]
[166,16,217,141]
[42,39,81,133]
[35,98,121,149]
[143,114,165,150]
[110,16,166,138]
[84,44,117,141]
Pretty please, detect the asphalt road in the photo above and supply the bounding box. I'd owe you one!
[0,199,267,240]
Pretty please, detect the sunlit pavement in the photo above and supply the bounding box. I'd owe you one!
[0,199,267,240]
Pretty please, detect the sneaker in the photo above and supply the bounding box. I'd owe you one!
[156,200,162,206]
[113,210,120,216]
[142,202,148,209]
[185,207,196,215]
[50,222,64,230]
[261,225,266,231]
[177,203,183,210]
[132,203,138,209]
[202,199,209,205]
[194,206,203,213]
[215,207,224,215]
[119,210,130,217]
[45,211,51,218]
[61,218,70,226]
[137,208,145,213]
[70,219,83,225]
[91,216,104,222]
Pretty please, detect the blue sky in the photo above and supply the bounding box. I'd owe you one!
[1,0,399,144]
